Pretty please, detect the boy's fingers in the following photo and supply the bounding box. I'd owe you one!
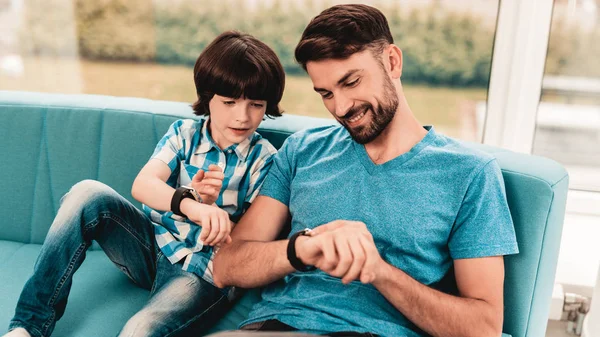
[192,170,205,182]
[199,179,223,188]
[200,216,211,241]
[207,164,223,172]
[204,171,225,180]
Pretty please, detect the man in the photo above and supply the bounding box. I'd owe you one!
[212,4,518,337]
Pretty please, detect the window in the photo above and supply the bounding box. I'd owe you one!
[0,0,501,142]
[533,0,600,192]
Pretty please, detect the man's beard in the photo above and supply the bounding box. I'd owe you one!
[340,75,399,144]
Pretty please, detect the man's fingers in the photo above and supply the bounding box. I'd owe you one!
[342,236,366,284]
[315,235,337,272]
[311,220,345,236]
[331,237,352,278]
[358,235,378,284]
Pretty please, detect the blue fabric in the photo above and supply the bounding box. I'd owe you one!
[244,125,518,336]
[146,118,276,284]
[0,91,570,337]
[9,180,228,337]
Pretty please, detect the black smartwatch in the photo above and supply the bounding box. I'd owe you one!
[170,186,200,217]
[287,228,316,272]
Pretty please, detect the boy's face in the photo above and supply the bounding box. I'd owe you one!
[306,48,399,144]
[207,94,267,149]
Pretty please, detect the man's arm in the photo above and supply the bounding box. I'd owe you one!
[372,257,504,337]
[212,195,296,289]
[297,221,504,337]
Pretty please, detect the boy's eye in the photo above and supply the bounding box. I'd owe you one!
[251,103,265,108]
[223,100,235,105]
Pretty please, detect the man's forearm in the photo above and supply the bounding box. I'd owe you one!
[213,239,295,288]
[373,263,502,337]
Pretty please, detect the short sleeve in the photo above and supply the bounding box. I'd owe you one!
[151,120,185,172]
[244,150,276,205]
[257,135,297,206]
[449,159,519,259]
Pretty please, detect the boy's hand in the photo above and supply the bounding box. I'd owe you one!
[182,201,232,246]
[191,164,224,205]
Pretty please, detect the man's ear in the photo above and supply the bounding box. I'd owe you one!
[388,44,403,79]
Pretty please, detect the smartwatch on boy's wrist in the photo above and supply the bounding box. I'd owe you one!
[287,228,316,272]
[171,186,201,217]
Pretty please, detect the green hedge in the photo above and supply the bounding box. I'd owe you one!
[17,0,599,87]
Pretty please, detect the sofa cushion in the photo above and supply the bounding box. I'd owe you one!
[0,240,259,335]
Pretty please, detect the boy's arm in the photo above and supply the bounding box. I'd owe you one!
[212,195,295,289]
[132,159,231,245]
[131,159,177,211]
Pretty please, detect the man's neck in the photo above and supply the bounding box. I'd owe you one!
[364,102,428,165]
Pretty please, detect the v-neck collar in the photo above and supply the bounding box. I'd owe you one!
[353,126,436,174]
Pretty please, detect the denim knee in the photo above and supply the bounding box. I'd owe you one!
[49,180,119,234]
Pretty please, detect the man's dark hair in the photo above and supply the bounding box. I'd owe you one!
[295,4,393,70]
[192,30,285,117]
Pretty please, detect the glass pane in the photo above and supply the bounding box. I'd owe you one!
[533,0,600,191]
[0,0,499,142]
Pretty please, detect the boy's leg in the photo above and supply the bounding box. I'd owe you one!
[9,180,160,337]
[118,253,230,337]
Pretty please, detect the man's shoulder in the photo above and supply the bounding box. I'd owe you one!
[425,132,497,172]
[286,124,347,147]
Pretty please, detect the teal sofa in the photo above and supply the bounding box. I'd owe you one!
[0,91,569,337]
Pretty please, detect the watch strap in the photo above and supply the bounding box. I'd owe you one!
[287,228,316,272]
[171,186,195,217]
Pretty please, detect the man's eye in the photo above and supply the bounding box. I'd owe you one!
[346,79,360,87]
[321,92,333,99]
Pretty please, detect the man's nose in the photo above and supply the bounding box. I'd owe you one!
[334,93,354,118]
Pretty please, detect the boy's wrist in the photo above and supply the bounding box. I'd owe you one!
[179,198,198,216]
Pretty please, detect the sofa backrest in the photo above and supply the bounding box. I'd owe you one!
[0,91,568,337]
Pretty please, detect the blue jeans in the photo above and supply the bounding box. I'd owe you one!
[8,180,230,337]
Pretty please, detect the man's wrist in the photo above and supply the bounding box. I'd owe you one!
[294,235,310,265]
[371,261,399,287]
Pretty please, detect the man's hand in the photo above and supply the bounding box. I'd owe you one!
[191,164,224,205]
[181,199,232,246]
[296,220,384,284]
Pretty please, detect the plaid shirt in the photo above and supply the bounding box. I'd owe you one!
[143,118,276,285]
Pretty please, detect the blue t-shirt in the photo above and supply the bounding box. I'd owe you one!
[242,125,518,337]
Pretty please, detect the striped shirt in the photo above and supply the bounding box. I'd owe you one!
[143,118,276,285]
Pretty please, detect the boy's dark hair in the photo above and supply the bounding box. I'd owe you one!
[295,4,393,70]
[192,31,285,118]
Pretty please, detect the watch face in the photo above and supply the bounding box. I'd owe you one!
[181,185,201,202]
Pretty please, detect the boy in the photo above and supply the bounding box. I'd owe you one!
[5,30,284,337]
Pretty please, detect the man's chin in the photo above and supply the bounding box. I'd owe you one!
[348,128,379,144]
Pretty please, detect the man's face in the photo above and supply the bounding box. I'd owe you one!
[306,49,399,144]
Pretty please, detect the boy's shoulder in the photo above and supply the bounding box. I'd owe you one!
[172,118,204,134]
[250,131,278,158]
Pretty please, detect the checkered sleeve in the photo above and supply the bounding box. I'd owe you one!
[151,120,185,172]
[244,141,277,205]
